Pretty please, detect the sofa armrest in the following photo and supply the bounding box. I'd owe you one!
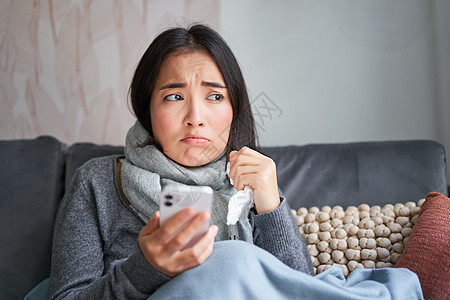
[0,136,67,298]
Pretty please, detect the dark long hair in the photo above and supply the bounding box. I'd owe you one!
[129,24,257,154]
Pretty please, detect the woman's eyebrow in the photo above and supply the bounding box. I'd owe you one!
[159,81,227,90]
[202,81,227,88]
[159,82,186,90]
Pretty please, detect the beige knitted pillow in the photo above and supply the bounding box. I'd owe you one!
[291,200,424,276]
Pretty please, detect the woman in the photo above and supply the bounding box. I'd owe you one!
[49,24,313,299]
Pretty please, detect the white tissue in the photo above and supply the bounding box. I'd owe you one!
[226,162,254,225]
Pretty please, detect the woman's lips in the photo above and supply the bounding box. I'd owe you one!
[181,137,210,145]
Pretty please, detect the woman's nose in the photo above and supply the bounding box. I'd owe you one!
[185,100,205,127]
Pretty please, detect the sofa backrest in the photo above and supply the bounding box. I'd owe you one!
[261,140,447,209]
[65,142,124,188]
[66,140,448,209]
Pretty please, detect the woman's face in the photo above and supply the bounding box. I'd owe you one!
[150,51,233,166]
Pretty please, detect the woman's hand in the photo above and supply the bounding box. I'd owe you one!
[228,146,281,214]
[138,209,218,277]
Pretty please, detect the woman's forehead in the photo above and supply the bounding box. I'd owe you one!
[156,51,225,85]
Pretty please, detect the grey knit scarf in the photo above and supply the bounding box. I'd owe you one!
[120,121,253,243]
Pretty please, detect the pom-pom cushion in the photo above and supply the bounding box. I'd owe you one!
[292,199,424,276]
[394,192,450,300]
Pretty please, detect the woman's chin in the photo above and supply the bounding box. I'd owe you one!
[175,147,221,167]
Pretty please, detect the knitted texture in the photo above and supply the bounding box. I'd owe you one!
[395,192,450,300]
[50,156,314,298]
[291,200,424,276]
[120,121,252,242]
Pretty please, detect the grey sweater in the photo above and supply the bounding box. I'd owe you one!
[50,156,313,299]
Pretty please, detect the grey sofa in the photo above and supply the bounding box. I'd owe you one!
[0,136,447,299]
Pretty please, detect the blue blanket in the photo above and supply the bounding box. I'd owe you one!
[150,240,423,300]
[26,241,423,299]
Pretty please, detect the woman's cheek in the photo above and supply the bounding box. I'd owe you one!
[151,110,177,144]
[212,106,233,139]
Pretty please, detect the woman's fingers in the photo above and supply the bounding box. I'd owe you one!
[163,211,211,255]
[228,148,261,183]
[138,209,217,277]
[138,208,195,271]
[139,211,160,237]
[152,207,195,243]
[228,146,281,214]
[229,165,259,191]
[229,146,262,163]
[228,147,276,190]
[175,225,218,271]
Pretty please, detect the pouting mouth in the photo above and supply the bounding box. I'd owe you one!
[181,136,210,141]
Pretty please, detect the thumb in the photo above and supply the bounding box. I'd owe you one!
[229,150,238,161]
[140,211,160,237]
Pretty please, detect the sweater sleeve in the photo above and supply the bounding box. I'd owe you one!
[250,198,314,275]
[49,169,170,299]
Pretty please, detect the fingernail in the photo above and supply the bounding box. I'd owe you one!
[208,242,214,251]
[185,207,195,217]
[200,212,211,222]
[210,225,218,236]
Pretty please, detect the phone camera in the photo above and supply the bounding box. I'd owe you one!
[164,201,173,207]
[165,195,173,200]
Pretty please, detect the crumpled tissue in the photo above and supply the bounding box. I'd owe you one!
[226,162,254,225]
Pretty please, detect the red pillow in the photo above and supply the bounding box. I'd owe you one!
[395,192,450,300]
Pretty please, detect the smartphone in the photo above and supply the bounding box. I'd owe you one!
[159,185,213,249]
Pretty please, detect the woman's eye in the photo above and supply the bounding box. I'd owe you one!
[163,94,183,101]
[207,94,224,101]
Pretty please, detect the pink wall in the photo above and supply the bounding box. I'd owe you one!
[0,0,220,145]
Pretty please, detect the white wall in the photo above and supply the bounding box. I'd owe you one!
[433,0,450,185]
[220,0,449,184]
